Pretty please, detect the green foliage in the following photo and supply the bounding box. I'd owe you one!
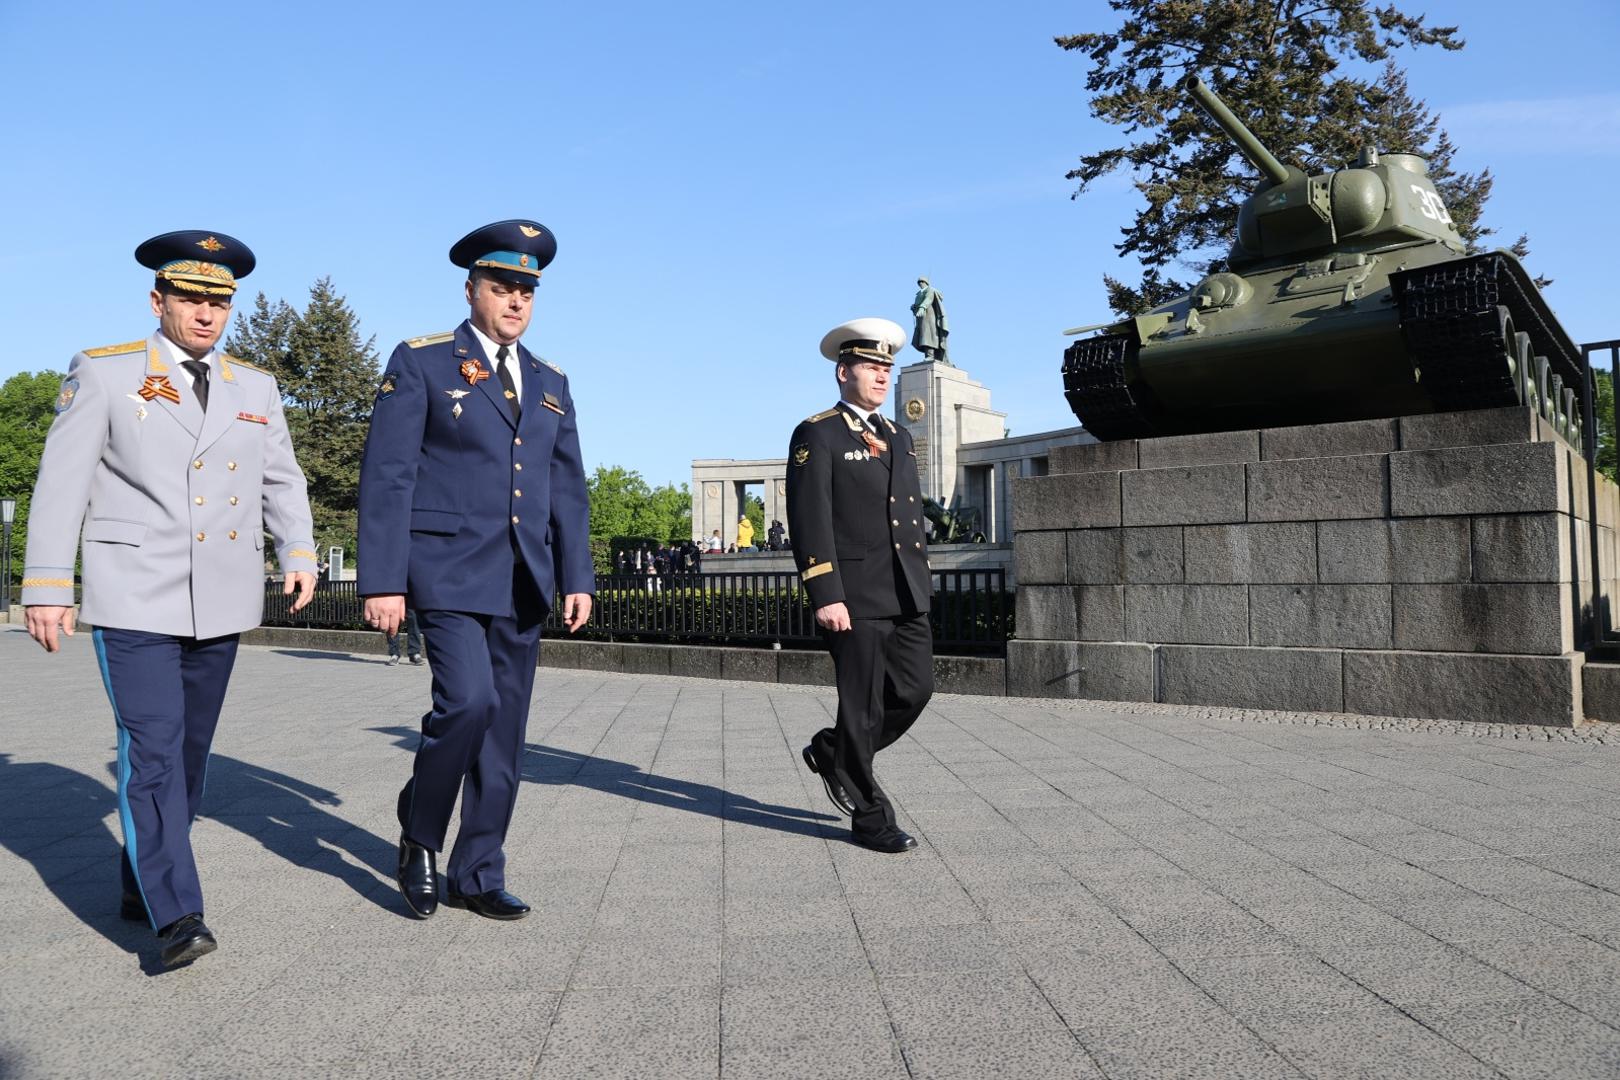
[1594,369,1616,482]
[227,279,380,562]
[586,466,692,568]
[743,492,765,542]
[0,370,64,584]
[1056,1,1535,314]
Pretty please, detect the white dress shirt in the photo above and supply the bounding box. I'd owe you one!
[155,331,215,389]
[469,323,523,400]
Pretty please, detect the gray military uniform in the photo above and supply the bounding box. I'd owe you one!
[22,332,317,637]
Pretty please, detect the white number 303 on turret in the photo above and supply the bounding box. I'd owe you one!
[1410,185,1453,225]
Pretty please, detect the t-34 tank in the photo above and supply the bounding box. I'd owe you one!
[1063,76,1583,442]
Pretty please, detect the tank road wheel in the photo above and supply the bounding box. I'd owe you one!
[1514,331,1536,410]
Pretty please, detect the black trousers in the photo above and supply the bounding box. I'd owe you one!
[813,612,933,835]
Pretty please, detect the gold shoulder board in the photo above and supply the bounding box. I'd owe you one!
[221,353,267,373]
[84,339,146,358]
[805,407,840,423]
[407,331,455,349]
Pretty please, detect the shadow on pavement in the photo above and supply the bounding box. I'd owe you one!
[0,753,147,958]
[370,726,838,838]
[270,649,386,664]
[0,748,407,967]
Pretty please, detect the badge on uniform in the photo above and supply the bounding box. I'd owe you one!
[460,360,490,385]
[55,377,79,414]
[236,411,268,425]
[125,393,148,420]
[138,374,181,404]
[792,444,810,466]
[862,430,887,456]
[378,373,397,398]
[542,392,565,415]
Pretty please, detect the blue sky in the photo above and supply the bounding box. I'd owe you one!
[2,1,1617,489]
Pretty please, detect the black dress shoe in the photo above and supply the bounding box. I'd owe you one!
[397,837,439,919]
[446,888,530,920]
[158,914,217,967]
[802,744,854,816]
[853,826,918,854]
[120,892,147,923]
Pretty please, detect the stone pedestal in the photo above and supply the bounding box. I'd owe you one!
[1009,407,1620,727]
[895,360,1006,506]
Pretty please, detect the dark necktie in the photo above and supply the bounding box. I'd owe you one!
[182,360,210,413]
[495,345,521,420]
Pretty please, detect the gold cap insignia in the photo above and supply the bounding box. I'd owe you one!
[519,225,541,238]
[197,236,225,252]
[520,254,530,267]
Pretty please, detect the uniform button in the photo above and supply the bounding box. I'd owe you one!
[514,437,523,446]
[228,530,238,540]
[512,516,520,524]
[908,496,915,503]
[227,461,238,471]
[196,532,206,542]
[514,489,522,497]
[912,519,918,526]
[514,462,523,471]
[889,496,895,503]
[229,496,239,506]
[914,542,922,548]
[194,496,205,506]
[894,543,900,550]
[892,519,899,527]
[193,460,203,469]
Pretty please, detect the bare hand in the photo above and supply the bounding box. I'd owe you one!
[815,602,851,632]
[25,605,77,653]
[562,593,593,633]
[284,571,317,614]
[365,594,406,637]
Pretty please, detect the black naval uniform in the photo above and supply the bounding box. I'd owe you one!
[786,401,933,839]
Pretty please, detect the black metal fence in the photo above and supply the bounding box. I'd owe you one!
[261,569,1012,655]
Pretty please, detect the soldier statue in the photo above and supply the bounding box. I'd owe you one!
[910,277,950,365]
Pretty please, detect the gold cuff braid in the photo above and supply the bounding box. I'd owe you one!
[22,577,73,589]
[801,563,833,581]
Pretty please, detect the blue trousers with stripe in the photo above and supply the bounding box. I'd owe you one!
[398,603,542,896]
[94,627,239,931]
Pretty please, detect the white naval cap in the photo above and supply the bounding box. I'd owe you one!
[819,317,907,363]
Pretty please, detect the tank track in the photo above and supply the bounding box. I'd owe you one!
[1061,333,1156,440]
[1396,253,1582,414]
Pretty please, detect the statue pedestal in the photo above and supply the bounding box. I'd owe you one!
[1008,408,1612,727]
[895,360,1006,507]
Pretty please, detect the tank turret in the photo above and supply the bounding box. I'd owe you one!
[1060,75,1584,444]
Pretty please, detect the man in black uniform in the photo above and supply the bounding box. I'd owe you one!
[786,317,933,853]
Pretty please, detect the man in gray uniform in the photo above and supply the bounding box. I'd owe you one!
[22,230,318,967]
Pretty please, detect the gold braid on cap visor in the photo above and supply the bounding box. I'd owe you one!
[156,260,237,296]
[838,346,895,364]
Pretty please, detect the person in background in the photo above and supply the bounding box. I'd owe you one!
[736,515,754,551]
[386,608,425,666]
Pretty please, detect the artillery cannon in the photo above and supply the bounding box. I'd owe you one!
[1062,77,1584,443]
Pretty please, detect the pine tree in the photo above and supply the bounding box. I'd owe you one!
[1056,1,1540,314]
[227,279,379,563]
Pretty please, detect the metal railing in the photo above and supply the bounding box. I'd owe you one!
[260,569,1013,655]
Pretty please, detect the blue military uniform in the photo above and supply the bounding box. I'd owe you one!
[358,220,592,915]
[22,231,317,963]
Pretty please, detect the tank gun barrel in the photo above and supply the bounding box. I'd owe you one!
[1186,77,1292,187]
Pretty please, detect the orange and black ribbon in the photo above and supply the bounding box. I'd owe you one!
[460,360,490,386]
[137,375,181,404]
[861,430,887,456]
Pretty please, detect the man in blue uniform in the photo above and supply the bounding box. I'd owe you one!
[359,220,594,921]
[786,318,933,854]
[22,230,318,966]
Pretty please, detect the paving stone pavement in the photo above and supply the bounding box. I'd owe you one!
[5,627,1620,1079]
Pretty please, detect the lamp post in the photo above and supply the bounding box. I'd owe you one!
[0,498,15,615]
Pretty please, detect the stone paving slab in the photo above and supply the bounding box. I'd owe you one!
[4,626,1620,1078]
